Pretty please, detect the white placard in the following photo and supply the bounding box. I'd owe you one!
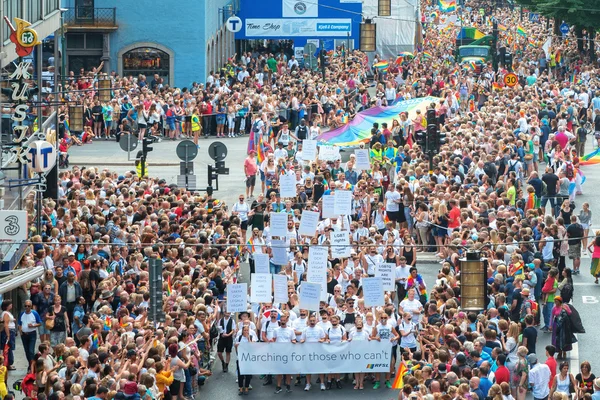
[271,239,289,265]
[298,210,320,237]
[330,231,350,258]
[238,341,392,374]
[270,212,288,237]
[299,282,321,311]
[354,149,371,170]
[254,253,270,275]
[251,274,273,303]
[333,190,352,215]
[279,174,297,198]
[273,274,289,304]
[227,283,248,313]
[283,0,318,17]
[307,246,328,301]
[376,263,396,292]
[321,194,338,219]
[318,145,340,161]
[294,47,304,60]
[302,140,318,161]
[0,210,28,242]
[362,277,385,307]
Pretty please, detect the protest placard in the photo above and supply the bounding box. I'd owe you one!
[251,274,273,303]
[253,253,270,275]
[273,274,289,304]
[321,194,338,219]
[319,145,340,161]
[279,174,297,198]
[376,263,395,291]
[271,239,289,265]
[298,210,319,236]
[330,231,350,258]
[362,277,385,307]
[303,140,318,161]
[307,246,328,300]
[334,190,352,215]
[270,212,288,237]
[299,282,321,311]
[227,283,248,313]
[354,149,371,170]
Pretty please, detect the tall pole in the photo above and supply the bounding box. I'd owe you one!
[37,43,44,129]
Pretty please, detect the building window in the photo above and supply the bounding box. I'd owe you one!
[86,33,103,49]
[122,47,170,84]
[67,33,85,49]
[378,0,391,16]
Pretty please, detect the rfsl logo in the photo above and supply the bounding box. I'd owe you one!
[294,1,307,14]
[366,363,389,369]
[3,17,40,57]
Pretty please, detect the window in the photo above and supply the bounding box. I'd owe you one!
[378,0,391,16]
[86,33,103,49]
[67,34,85,49]
[26,0,42,23]
[122,47,170,84]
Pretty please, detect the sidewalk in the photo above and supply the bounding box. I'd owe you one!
[6,334,31,398]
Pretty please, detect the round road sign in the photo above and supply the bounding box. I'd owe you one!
[560,23,569,35]
[208,141,228,162]
[119,134,138,152]
[503,73,518,88]
[226,16,243,33]
[176,140,199,162]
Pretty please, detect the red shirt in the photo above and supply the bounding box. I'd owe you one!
[244,157,258,177]
[495,365,510,385]
[448,207,461,229]
[546,357,557,388]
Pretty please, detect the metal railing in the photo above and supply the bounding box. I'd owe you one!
[63,7,117,28]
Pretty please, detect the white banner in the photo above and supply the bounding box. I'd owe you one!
[245,19,351,38]
[362,277,385,307]
[254,253,270,275]
[302,140,318,161]
[299,282,321,311]
[283,0,319,18]
[271,239,289,265]
[227,283,248,313]
[354,149,371,170]
[238,341,392,374]
[334,190,352,216]
[0,210,27,242]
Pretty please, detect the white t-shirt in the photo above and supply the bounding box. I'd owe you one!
[317,320,332,333]
[293,317,308,341]
[385,190,401,212]
[375,322,396,345]
[260,320,278,341]
[302,325,326,342]
[399,298,423,322]
[398,320,418,348]
[395,265,411,284]
[349,329,370,341]
[273,326,296,342]
[327,325,345,343]
[364,254,384,275]
[232,201,250,222]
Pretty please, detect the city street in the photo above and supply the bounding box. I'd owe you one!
[30,136,595,400]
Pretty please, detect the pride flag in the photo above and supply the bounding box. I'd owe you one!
[91,332,99,350]
[492,82,502,91]
[256,132,266,164]
[392,363,407,389]
[422,51,433,60]
[555,50,562,64]
[166,275,172,296]
[581,148,600,165]
[497,23,508,32]
[517,26,527,37]
[438,0,456,12]
[374,61,389,71]
[103,316,112,331]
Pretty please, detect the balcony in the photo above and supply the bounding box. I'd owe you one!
[63,7,117,30]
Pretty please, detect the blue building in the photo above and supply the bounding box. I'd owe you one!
[235,0,362,56]
[62,0,235,86]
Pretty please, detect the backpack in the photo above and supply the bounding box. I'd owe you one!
[209,322,219,341]
[80,270,91,291]
[561,282,574,304]
[252,120,261,134]
[483,162,497,180]
[527,299,539,316]
[565,163,575,179]
[297,125,308,140]
[507,160,517,173]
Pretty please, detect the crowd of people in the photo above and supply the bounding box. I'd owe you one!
[3,0,600,400]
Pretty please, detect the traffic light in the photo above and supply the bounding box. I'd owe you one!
[215,160,229,175]
[207,164,218,189]
[142,137,153,154]
[504,52,513,70]
[320,50,330,67]
[426,109,437,125]
[415,131,426,148]
[148,258,165,323]
[427,124,438,152]
[438,130,447,147]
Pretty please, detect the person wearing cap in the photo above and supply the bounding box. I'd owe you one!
[528,353,551,400]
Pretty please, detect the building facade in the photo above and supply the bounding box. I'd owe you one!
[62,0,235,87]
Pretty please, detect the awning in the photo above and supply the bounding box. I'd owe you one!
[0,267,45,295]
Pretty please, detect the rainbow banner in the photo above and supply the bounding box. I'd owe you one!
[581,148,600,165]
[517,25,527,37]
[498,23,508,32]
[373,61,389,71]
[456,27,485,40]
[438,0,456,12]
[392,363,407,389]
[316,97,439,147]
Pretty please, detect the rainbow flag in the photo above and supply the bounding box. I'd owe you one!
[422,51,432,60]
[166,275,172,296]
[492,82,502,91]
[392,363,407,389]
[412,80,420,88]
[103,316,112,331]
[374,61,389,71]
[517,25,527,37]
[406,274,427,301]
[430,11,438,19]
[497,23,508,32]
[91,332,99,350]
[256,132,266,164]
[341,113,349,124]
[570,74,582,85]
[555,50,562,64]
[580,148,600,165]
[247,237,256,253]
[438,0,456,12]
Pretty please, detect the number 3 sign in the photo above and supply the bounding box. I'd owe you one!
[0,210,27,242]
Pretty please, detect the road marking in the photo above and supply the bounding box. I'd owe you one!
[573,282,600,286]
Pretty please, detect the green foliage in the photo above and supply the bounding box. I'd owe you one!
[514,0,600,29]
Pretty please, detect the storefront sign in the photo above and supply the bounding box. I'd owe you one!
[4,17,40,57]
[245,18,352,37]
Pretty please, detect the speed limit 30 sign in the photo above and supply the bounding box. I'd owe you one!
[504,73,518,87]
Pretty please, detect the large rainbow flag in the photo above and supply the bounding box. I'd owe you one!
[316,97,439,147]
[438,0,456,12]
[581,148,600,165]
[456,27,485,41]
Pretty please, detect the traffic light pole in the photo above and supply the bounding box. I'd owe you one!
[140,154,146,178]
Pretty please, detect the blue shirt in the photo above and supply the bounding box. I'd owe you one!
[18,310,42,327]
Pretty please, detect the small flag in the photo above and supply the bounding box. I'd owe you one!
[166,275,173,296]
[430,11,438,19]
[91,331,99,350]
[497,23,508,32]
[374,61,389,72]
[422,51,432,60]
[438,0,456,12]
[517,25,527,37]
[103,316,112,331]
[492,82,502,91]
[392,363,408,389]
[412,80,419,88]
[384,212,390,223]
